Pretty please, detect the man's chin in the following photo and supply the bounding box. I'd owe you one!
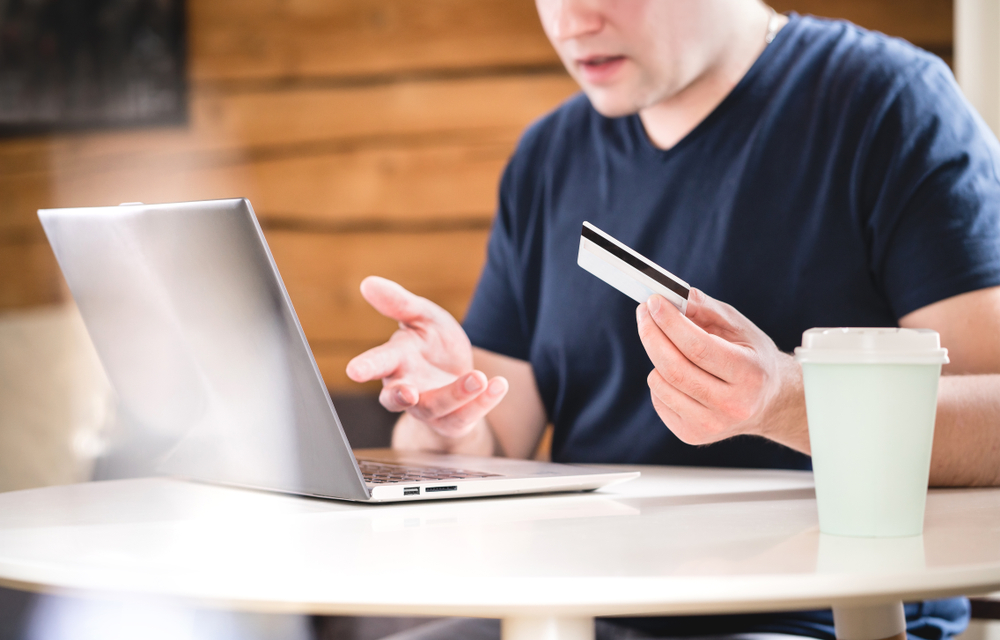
[581,88,643,118]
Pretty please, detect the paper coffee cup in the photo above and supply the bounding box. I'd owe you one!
[794,328,948,537]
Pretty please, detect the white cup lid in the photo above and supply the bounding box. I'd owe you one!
[794,327,949,364]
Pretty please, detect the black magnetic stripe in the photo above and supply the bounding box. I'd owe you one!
[582,224,689,299]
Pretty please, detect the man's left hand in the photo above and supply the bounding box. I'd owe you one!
[635,289,808,451]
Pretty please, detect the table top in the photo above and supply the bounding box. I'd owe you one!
[1,466,999,618]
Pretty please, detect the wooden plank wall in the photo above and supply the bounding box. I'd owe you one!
[0,0,952,394]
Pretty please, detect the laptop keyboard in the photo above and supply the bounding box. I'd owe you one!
[357,459,501,485]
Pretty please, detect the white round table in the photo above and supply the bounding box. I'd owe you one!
[1,466,998,640]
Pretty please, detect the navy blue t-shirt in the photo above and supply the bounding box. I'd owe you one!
[463,14,998,640]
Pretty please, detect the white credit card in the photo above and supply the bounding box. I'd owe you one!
[577,221,690,315]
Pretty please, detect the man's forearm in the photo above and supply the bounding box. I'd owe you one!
[391,413,500,457]
[928,374,1000,487]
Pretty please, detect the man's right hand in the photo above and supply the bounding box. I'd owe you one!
[345,276,509,439]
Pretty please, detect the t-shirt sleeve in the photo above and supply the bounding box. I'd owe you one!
[856,57,1000,319]
[462,151,544,361]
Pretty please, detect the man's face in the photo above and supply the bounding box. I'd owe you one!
[535,0,724,117]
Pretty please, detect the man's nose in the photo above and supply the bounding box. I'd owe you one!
[544,0,604,40]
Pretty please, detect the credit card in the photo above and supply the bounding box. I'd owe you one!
[577,221,690,314]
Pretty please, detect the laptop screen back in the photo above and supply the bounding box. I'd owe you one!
[39,199,370,500]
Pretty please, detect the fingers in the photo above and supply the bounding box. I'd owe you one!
[642,293,741,381]
[359,276,455,329]
[406,371,489,421]
[381,374,509,438]
[346,341,405,383]
[349,276,496,438]
[649,393,682,437]
[403,371,493,421]
[637,290,785,444]
[423,377,509,438]
[647,370,723,445]
[379,383,420,412]
[636,301,728,406]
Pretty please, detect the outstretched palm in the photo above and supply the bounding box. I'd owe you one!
[346,276,508,437]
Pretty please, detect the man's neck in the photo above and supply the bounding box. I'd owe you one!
[638,4,787,150]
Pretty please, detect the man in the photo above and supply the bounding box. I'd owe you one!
[346,0,1000,638]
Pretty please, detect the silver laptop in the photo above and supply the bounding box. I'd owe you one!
[39,198,638,502]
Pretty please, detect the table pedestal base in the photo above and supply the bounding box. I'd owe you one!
[833,601,906,640]
[502,616,594,640]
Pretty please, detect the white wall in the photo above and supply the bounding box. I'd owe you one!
[0,305,112,492]
[955,0,1000,135]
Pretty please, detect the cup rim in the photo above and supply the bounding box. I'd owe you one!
[795,327,950,365]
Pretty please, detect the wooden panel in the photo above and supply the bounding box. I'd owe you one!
[0,138,56,176]
[0,74,575,178]
[185,74,574,154]
[0,242,63,310]
[0,138,509,308]
[266,228,489,342]
[265,229,490,391]
[0,74,575,240]
[0,172,51,242]
[247,140,508,225]
[190,0,559,83]
[774,0,953,48]
[0,73,574,311]
[43,140,511,227]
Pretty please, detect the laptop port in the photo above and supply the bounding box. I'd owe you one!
[403,487,420,496]
[425,485,458,493]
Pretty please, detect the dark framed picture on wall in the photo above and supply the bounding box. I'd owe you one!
[0,0,187,136]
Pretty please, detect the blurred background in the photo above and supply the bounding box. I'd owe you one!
[0,0,998,637]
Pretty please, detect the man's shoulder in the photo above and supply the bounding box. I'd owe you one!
[787,14,950,101]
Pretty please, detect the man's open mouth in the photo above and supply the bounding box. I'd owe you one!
[578,55,626,69]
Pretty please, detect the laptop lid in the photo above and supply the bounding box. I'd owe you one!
[39,199,372,500]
